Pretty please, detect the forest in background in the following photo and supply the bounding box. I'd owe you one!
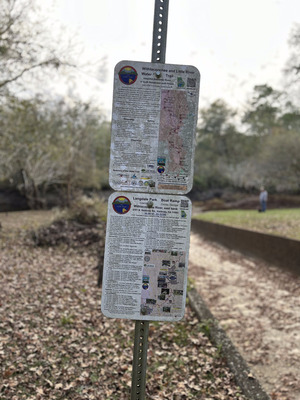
[0,0,300,210]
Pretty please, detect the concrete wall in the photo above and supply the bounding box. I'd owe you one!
[191,219,300,276]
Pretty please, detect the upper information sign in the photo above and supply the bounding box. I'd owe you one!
[109,61,200,195]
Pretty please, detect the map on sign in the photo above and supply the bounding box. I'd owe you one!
[109,61,200,195]
[101,192,191,321]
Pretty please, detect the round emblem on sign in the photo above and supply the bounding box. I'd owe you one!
[112,196,131,214]
[119,66,138,85]
[157,166,165,174]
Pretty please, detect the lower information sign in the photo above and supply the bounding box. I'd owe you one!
[101,192,192,321]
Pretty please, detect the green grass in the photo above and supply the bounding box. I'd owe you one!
[194,208,300,240]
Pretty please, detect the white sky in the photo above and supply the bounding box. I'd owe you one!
[45,0,299,117]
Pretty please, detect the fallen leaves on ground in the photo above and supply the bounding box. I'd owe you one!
[31,219,105,249]
[0,228,247,400]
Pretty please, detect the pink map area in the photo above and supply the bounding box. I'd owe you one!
[159,90,189,172]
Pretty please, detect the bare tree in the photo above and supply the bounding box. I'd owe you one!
[0,95,109,207]
[0,0,75,92]
[285,23,300,79]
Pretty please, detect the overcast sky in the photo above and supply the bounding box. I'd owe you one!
[46,0,299,116]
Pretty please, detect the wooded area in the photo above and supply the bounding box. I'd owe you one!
[1,0,299,209]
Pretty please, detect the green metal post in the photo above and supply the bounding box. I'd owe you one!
[151,0,169,63]
[130,1,169,399]
[130,321,150,400]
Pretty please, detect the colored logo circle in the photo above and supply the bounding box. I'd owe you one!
[112,196,131,214]
[157,166,165,174]
[119,66,138,85]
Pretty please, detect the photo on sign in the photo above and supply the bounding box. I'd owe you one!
[140,249,186,317]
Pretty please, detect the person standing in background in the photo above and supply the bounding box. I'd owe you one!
[259,186,268,212]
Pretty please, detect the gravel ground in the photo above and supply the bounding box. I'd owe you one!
[188,232,300,400]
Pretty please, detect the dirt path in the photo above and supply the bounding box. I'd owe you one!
[188,232,300,400]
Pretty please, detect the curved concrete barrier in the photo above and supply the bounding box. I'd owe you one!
[191,219,300,276]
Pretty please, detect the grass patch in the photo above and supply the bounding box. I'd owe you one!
[198,319,213,338]
[60,314,74,326]
[194,208,300,240]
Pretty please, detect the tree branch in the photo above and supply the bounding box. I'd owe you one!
[0,58,75,88]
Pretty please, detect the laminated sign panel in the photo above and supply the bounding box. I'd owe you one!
[109,61,200,195]
[101,192,192,321]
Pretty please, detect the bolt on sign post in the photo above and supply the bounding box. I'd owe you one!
[101,1,200,399]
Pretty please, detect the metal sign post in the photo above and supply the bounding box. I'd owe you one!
[131,2,169,399]
[151,0,169,64]
[131,320,150,400]
[101,0,200,398]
